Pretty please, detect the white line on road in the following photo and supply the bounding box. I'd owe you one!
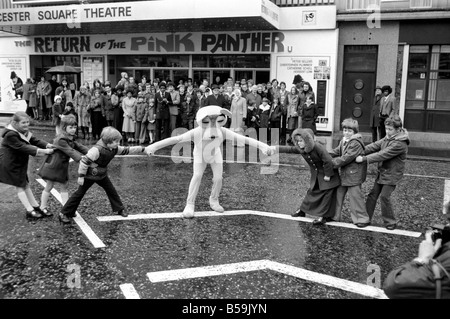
[36,179,106,249]
[120,283,141,299]
[146,260,387,299]
[97,210,422,238]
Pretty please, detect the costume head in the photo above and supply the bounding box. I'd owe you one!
[195,105,231,141]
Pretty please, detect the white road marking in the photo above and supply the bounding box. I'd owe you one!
[36,179,106,249]
[97,210,422,238]
[146,260,387,299]
[403,173,448,180]
[120,283,141,299]
[444,179,450,214]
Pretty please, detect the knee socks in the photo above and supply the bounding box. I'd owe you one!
[40,190,50,209]
[17,190,34,212]
[24,187,39,207]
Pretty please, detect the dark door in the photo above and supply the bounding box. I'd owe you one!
[341,72,376,132]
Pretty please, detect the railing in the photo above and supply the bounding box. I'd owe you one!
[270,0,335,6]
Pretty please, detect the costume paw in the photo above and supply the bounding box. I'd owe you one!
[210,202,224,213]
[182,204,195,219]
[145,145,155,156]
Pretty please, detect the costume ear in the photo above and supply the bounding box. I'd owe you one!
[220,108,232,118]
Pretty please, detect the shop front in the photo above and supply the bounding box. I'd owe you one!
[0,0,338,134]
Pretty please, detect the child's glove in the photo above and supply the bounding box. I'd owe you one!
[77,177,84,185]
[324,176,330,182]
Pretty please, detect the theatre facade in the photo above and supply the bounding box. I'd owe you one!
[0,0,338,133]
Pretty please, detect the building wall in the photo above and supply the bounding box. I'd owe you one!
[335,20,399,132]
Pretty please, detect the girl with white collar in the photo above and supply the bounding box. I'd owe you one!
[0,112,55,218]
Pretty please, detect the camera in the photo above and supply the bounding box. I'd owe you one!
[428,222,450,245]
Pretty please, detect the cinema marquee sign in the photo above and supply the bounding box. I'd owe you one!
[32,32,286,54]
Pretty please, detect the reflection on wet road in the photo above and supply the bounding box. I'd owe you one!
[1,135,450,299]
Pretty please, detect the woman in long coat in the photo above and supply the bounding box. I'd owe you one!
[275,128,340,225]
[73,85,91,139]
[37,76,52,120]
[370,86,382,142]
[0,112,54,218]
[230,89,247,147]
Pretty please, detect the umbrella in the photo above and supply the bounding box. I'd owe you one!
[45,65,82,75]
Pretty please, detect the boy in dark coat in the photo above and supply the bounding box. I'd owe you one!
[271,128,340,225]
[329,118,370,227]
[0,112,55,218]
[356,115,410,230]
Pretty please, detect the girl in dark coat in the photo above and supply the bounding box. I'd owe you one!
[37,114,89,216]
[273,128,340,225]
[0,112,55,218]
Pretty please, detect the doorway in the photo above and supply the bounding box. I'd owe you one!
[341,45,378,132]
[341,72,376,132]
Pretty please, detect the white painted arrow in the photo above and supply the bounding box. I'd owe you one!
[146,260,388,299]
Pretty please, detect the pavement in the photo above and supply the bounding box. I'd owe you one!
[0,125,449,304]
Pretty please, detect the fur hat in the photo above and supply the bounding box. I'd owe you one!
[341,118,359,133]
[381,85,392,94]
[291,128,315,153]
[54,95,62,102]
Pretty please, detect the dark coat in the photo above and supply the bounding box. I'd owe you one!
[0,126,49,187]
[329,134,367,187]
[370,94,382,128]
[278,128,340,191]
[38,134,89,183]
[269,104,282,122]
[301,102,319,134]
[52,102,63,126]
[383,242,450,299]
[155,91,172,120]
[204,94,226,107]
[364,129,410,185]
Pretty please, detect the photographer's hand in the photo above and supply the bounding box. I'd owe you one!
[414,231,442,264]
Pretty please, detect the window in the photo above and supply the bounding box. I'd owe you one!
[346,0,379,10]
[410,0,432,8]
[406,45,450,110]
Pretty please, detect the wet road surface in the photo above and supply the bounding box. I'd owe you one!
[1,128,450,301]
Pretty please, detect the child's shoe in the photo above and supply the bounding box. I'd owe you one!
[26,209,43,219]
[58,212,72,224]
[36,206,53,217]
[117,209,128,217]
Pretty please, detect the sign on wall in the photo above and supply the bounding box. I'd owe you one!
[0,57,27,113]
[82,56,104,87]
[276,55,331,130]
